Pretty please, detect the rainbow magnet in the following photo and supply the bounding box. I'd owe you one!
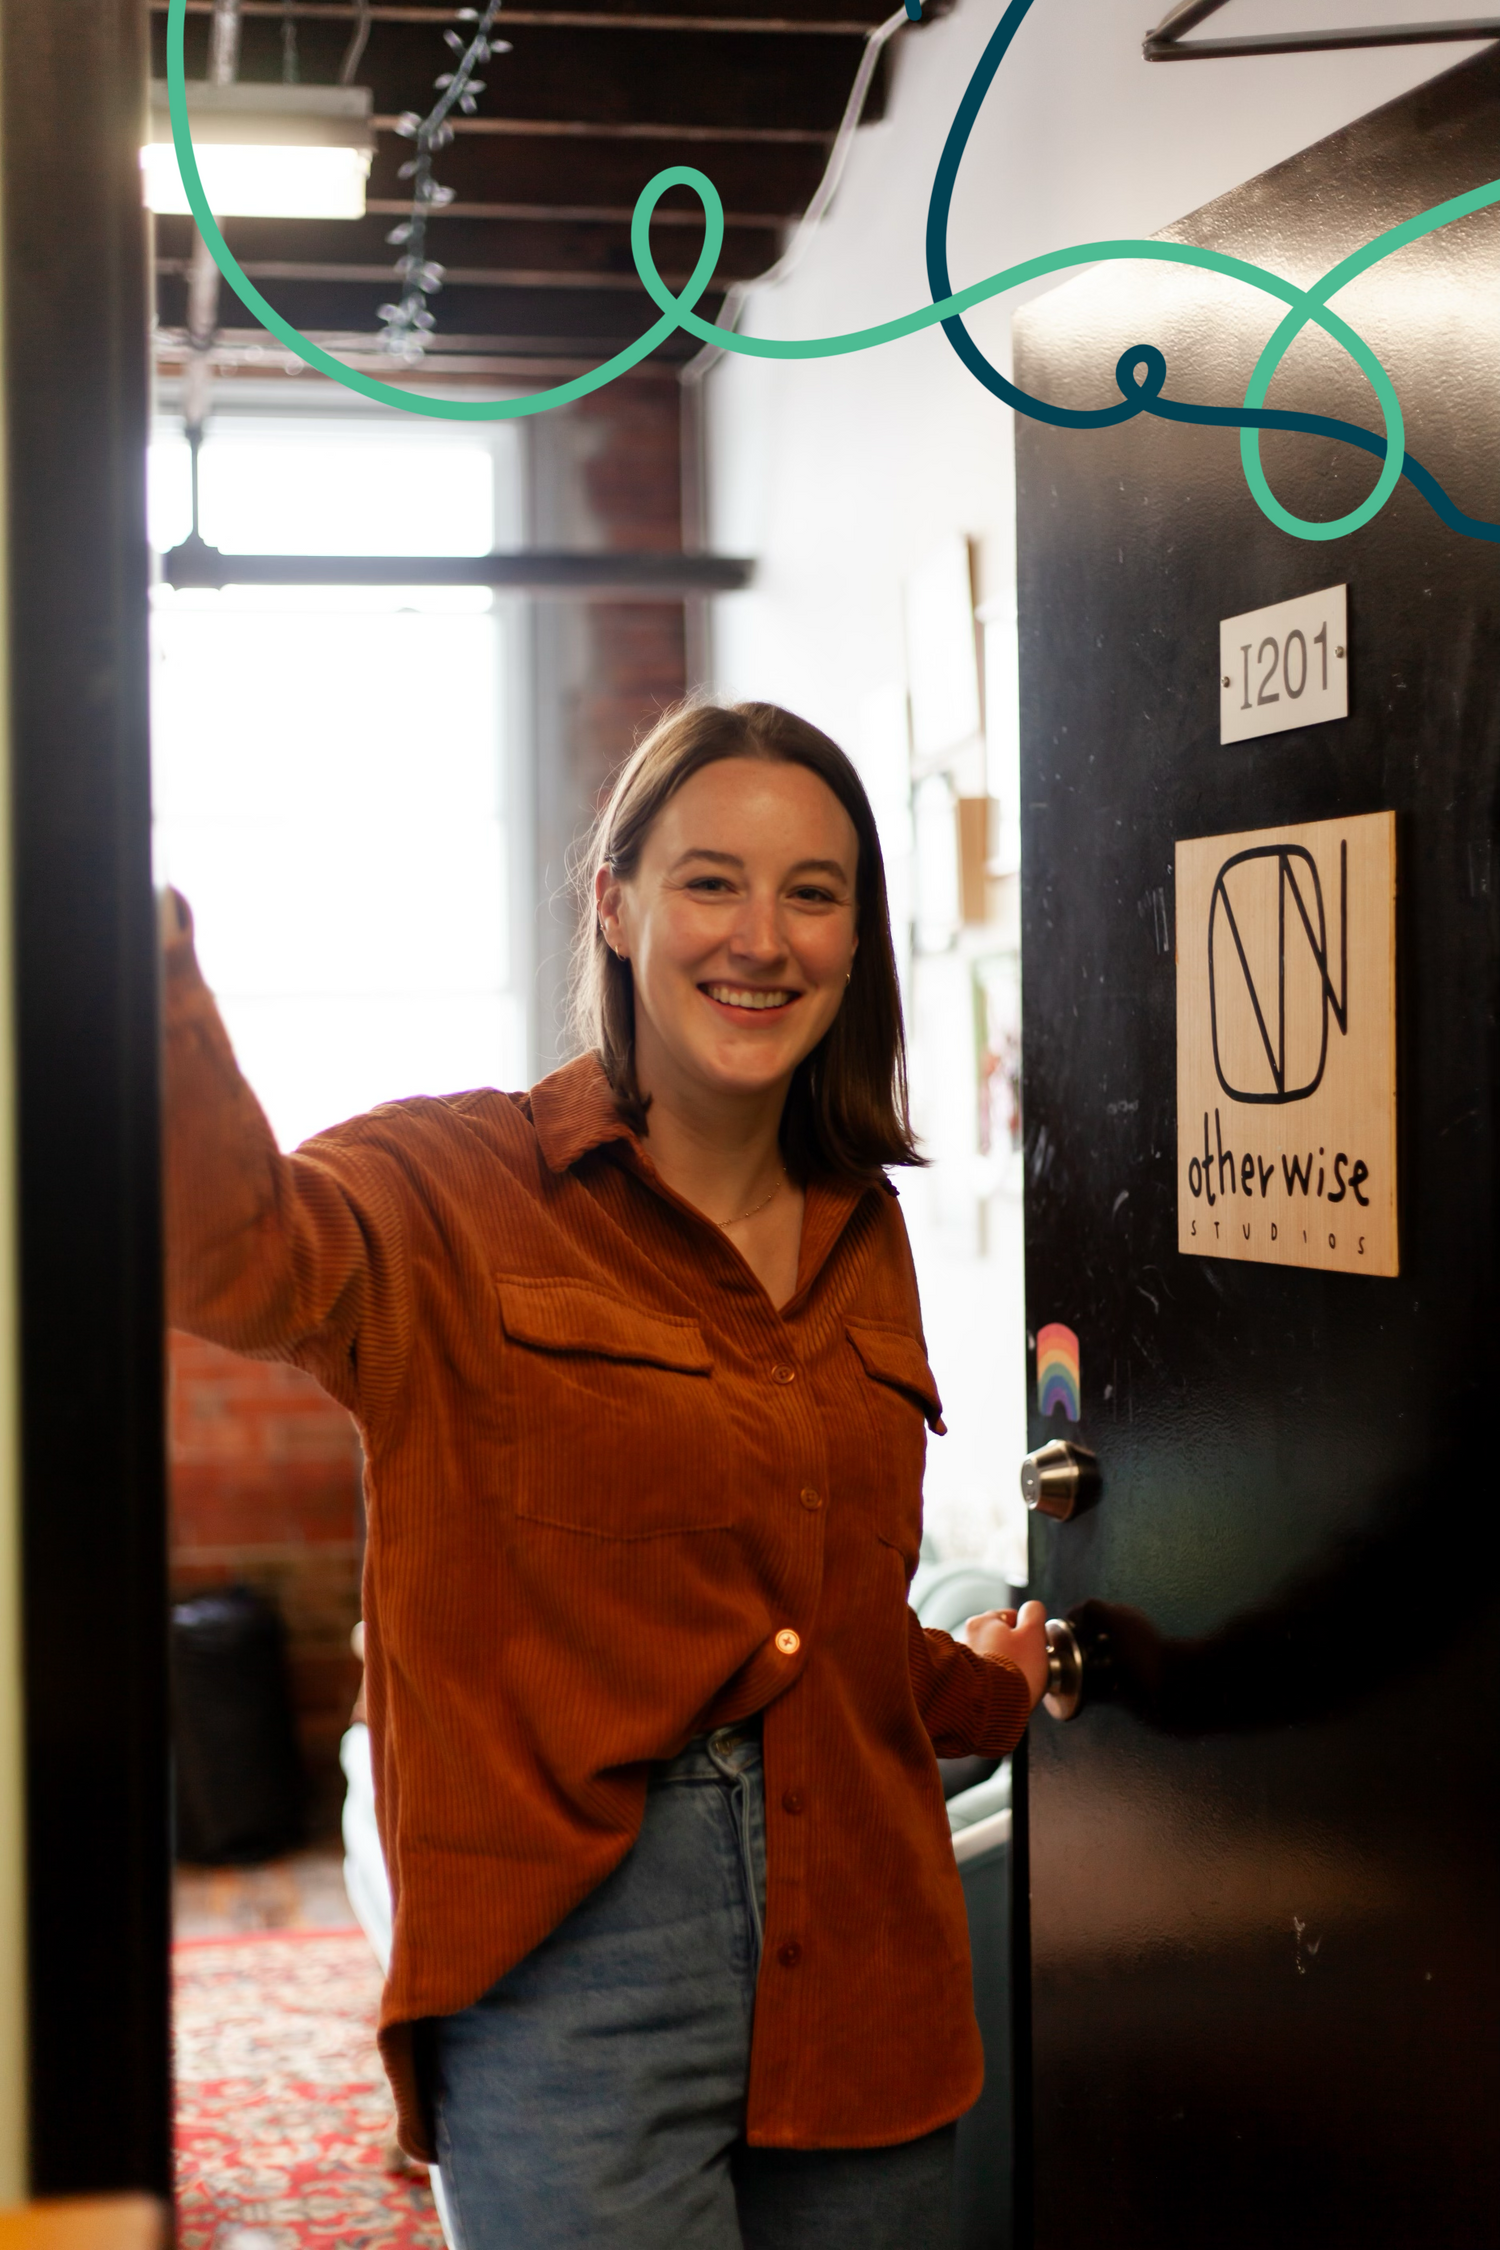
[1036,1324,1081,1424]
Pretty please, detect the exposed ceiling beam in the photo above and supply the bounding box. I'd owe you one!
[152,1,887,32]
[154,326,633,376]
[159,258,720,288]
[155,321,703,362]
[154,208,783,270]
[161,318,712,356]
[361,196,790,222]
[370,114,830,139]
[363,134,825,208]
[157,271,722,344]
[157,18,871,130]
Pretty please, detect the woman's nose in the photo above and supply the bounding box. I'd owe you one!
[727,893,786,962]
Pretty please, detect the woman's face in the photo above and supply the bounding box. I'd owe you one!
[598,756,860,1109]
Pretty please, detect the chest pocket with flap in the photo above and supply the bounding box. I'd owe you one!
[496,1277,735,1538]
[844,1319,946,1433]
[845,1318,944,1565]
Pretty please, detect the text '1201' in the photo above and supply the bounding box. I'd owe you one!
[1220,585,1348,747]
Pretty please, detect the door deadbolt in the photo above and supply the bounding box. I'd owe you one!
[1043,1617,1084,1722]
[1020,1439,1100,1522]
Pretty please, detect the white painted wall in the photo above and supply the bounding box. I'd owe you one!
[705,0,1481,1576]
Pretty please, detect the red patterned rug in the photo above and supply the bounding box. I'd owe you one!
[174,1928,446,2250]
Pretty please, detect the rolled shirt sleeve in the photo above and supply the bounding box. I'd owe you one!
[905,1610,1033,1760]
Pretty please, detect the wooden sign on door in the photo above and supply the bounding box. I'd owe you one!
[1175,810,1397,1275]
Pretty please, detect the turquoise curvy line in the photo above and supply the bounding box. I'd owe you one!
[922,0,1499,541]
[632,168,1419,544]
[166,0,1500,541]
[1235,179,1500,538]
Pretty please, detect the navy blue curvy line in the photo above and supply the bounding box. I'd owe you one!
[923,0,1500,543]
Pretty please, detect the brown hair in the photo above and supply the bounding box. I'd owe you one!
[572,699,922,1182]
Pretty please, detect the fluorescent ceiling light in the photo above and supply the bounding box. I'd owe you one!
[143,81,374,219]
[142,142,372,219]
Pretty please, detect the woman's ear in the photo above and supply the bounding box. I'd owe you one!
[594,863,628,961]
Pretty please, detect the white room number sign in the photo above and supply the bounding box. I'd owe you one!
[1220,585,1348,745]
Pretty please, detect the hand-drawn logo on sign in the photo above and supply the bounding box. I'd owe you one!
[1208,840,1347,1104]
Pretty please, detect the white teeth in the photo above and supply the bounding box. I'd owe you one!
[705,985,794,1011]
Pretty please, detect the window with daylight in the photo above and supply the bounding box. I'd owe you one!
[150,411,528,1152]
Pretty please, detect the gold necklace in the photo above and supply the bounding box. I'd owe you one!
[716,1167,787,1228]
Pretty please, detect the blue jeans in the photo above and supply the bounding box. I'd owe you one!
[426,1725,958,2249]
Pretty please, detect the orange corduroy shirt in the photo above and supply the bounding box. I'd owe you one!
[161,919,1032,2161]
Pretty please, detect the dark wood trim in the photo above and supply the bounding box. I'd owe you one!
[157,257,718,287]
[151,208,784,268]
[151,1,887,32]
[371,114,835,140]
[361,132,826,211]
[360,196,791,222]
[1,0,171,2195]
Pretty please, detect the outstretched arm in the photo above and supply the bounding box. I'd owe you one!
[160,890,410,1417]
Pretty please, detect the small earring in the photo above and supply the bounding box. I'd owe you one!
[845,970,852,984]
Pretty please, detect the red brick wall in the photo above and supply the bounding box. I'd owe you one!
[168,1330,364,1837]
[531,375,691,1068]
[574,379,687,796]
[574,378,682,551]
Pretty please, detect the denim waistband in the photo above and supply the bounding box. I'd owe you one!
[650,1717,765,1964]
[652,1712,762,1783]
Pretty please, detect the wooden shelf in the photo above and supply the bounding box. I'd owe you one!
[0,2200,165,2250]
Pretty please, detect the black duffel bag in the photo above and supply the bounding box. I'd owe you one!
[172,1583,304,1864]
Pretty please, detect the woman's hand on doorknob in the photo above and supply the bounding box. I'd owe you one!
[959,1599,1051,1708]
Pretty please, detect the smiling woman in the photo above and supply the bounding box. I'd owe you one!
[580,701,918,1312]
[161,695,1049,2250]
[584,705,918,1144]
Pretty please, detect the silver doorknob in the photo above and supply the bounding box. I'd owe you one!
[1019,1439,1100,1521]
[1043,1617,1084,1721]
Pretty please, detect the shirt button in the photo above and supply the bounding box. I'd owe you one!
[799,1486,823,1511]
[771,1364,797,1385]
[777,1940,803,1969]
[774,1628,801,1656]
[781,1790,804,1815]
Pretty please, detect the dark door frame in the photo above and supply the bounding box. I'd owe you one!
[1,0,171,2194]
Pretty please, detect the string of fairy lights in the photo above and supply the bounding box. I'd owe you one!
[377,2,512,362]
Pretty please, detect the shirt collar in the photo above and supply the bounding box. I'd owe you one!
[529,1053,638,1173]
[528,1051,883,1307]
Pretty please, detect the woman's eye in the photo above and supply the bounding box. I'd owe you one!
[686,876,733,894]
[790,886,837,905]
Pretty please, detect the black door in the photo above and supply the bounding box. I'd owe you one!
[1013,49,1500,2250]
